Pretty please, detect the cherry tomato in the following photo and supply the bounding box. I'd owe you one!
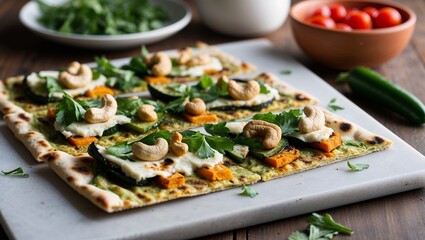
[312,5,331,17]
[362,7,379,18]
[345,11,372,30]
[373,7,402,28]
[329,4,347,22]
[335,23,352,31]
[305,16,336,29]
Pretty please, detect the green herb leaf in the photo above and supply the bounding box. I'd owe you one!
[46,76,63,98]
[281,70,292,75]
[258,81,270,94]
[288,231,308,240]
[140,130,173,145]
[95,56,140,91]
[253,109,303,135]
[204,122,230,137]
[181,130,234,158]
[347,161,369,171]
[1,167,29,178]
[327,98,344,112]
[106,141,133,159]
[196,74,215,89]
[164,97,187,114]
[56,92,86,126]
[307,213,354,235]
[239,185,258,198]
[233,135,264,150]
[116,98,163,118]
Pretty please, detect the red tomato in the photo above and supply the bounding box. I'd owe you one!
[330,4,347,22]
[362,7,379,18]
[312,5,331,17]
[305,16,336,28]
[373,7,402,28]
[344,11,372,30]
[335,23,352,31]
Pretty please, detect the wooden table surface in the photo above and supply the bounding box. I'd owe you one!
[1,0,424,239]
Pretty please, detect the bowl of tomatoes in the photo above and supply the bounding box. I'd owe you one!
[289,0,416,69]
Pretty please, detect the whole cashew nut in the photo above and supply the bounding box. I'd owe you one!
[85,94,117,124]
[298,105,325,133]
[132,138,169,161]
[243,120,282,149]
[228,80,260,101]
[170,132,188,156]
[138,104,158,122]
[185,98,206,115]
[144,52,172,76]
[59,61,92,89]
[178,47,192,65]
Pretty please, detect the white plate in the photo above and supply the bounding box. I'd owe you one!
[19,0,192,49]
[1,39,425,240]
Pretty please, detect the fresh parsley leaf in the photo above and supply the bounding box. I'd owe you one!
[164,97,187,114]
[239,185,258,198]
[106,141,133,159]
[347,161,369,171]
[258,81,270,94]
[46,76,63,98]
[95,56,140,91]
[189,75,228,103]
[281,70,292,75]
[140,130,173,145]
[233,135,264,150]
[307,213,353,235]
[196,74,215,89]
[167,84,189,95]
[204,122,230,137]
[77,99,101,109]
[121,46,151,77]
[56,92,86,126]
[289,213,353,240]
[181,130,234,158]
[1,167,29,178]
[327,98,344,112]
[253,109,303,135]
[116,98,164,118]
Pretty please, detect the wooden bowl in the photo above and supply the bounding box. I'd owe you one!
[290,0,416,70]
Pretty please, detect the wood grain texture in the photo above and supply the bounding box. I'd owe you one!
[1,0,425,239]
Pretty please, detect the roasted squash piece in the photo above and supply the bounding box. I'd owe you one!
[311,132,342,152]
[196,163,233,181]
[156,172,185,189]
[263,146,300,168]
[203,69,219,75]
[182,112,218,124]
[145,75,170,84]
[47,107,56,120]
[85,86,114,97]
[67,136,98,147]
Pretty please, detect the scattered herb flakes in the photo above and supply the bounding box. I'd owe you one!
[280,70,292,75]
[239,185,258,198]
[327,98,344,112]
[289,213,353,240]
[1,167,29,178]
[347,161,369,171]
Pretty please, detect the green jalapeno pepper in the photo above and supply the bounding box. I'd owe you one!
[339,67,425,124]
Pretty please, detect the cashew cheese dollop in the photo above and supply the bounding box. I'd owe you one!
[177,56,223,77]
[55,115,131,138]
[290,126,334,143]
[26,71,107,98]
[97,146,224,182]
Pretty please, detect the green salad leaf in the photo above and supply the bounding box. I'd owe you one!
[56,92,86,126]
[239,185,258,198]
[1,167,29,178]
[347,161,369,171]
[37,0,168,35]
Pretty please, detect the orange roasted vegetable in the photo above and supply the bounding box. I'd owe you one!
[145,75,170,84]
[85,86,114,97]
[182,112,218,124]
[67,136,98,147]
[156,172,185,189]
[263,146,300,168]
[196,163,233,181]
[311,132,342,152]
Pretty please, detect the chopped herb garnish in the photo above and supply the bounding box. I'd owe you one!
[46,76,63,98]
[116,98,164,118]
[327,98,344,112]
[347,161,369,171]
[239,185,258,198]
[253,109,303,135]
[1,167,29,178]
[289,213,353,240]
[204,122,230,137]
[281,70,292,75]
[55,92,86,126]
[181,130,234,158]
[95,56,140,91]
[258,81,270,94]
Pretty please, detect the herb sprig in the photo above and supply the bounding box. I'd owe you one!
[239,185,258,198]
[1,167,29,178]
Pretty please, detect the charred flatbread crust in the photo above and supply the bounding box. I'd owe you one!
[239,108,393,181]
[44,150,261,212]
